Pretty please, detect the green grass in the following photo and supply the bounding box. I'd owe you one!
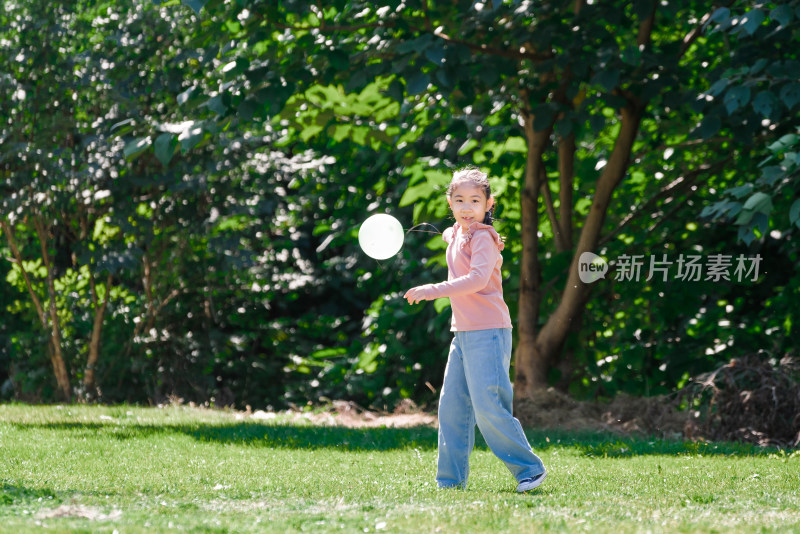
[1,404,799,533]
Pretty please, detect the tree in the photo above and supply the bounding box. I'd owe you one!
[5,0,791,407]
[164,0,781,400]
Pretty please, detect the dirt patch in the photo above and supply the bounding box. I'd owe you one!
[241,394,687,437]
[245,399,437,429]
[37,505,122,521]
[514,388,688,439]
[301,399,437,428]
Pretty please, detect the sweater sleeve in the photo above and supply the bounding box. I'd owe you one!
[423,231,497,299]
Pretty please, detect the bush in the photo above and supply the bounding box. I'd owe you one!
[682,353,800,448]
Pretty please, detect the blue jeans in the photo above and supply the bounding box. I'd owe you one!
[436,328,545,488]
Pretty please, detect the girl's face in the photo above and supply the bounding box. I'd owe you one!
[447,183,494,231]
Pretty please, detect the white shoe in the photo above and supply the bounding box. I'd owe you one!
[516,471,547,493]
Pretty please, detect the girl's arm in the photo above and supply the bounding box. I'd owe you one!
[404,231,496,303]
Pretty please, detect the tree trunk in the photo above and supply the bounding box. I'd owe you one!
[33,216,71,401]
[84,272,112,396]
[514,103,644,402]
[1,221,47,325]
[514,103,552,396]
[3,219,71,401]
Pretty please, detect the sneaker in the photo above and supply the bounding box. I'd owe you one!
[516,471,547,493]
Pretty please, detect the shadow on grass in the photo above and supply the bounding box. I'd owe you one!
[7,422,787,456]
[522,428,789,457]
[8,421,439,451]
[0,483,59,506]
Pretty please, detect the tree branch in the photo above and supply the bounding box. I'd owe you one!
[599,157,732,247]
[558,133,576,250]
[272,16,554,63]
[432,29,554,62]
[539,167,569,253]
[637,2,657,48]
[1,220,47,326]
[678,2,735,59]
[85,272,113,394]
[273,21,386,33]
[631,137,732,163]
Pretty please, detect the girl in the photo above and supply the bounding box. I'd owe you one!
[404,167,547,492]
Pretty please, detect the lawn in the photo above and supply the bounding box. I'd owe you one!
[0,403,798,533]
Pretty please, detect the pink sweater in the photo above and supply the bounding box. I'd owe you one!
[419,222,512,332]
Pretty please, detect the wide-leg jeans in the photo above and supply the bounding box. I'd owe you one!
[436,328,546,488]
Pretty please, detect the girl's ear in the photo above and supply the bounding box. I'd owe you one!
[487,196,495,211]
[447,197,453,210]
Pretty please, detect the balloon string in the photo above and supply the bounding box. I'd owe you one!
[404,222,442,235]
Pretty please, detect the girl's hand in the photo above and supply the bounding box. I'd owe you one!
[404,285,429,305]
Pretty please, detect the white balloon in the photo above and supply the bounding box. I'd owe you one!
[358,214,404,259]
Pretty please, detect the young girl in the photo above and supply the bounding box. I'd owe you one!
[404,167,547,492]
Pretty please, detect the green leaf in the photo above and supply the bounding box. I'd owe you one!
[724,86,751,114]
[736,209,755,226]
[400,181,435,207]
[109,118,135,135]
[206,94,227,115]
[180,126,205,153]
[752,91,775,118]
[758,166,784,187]
[406,72,430,95]
[555,118,573,137]
[768,133,798,152]
[328,50,349,71]
[502,137,526,153]
[740,8,765,35]
[433,298,450,313]
[770,4,794,27]
[387,80,404,103]
[722,201,743,218]
[182,0,209,14]
[737,223,756,245]
[633,0,655,18]
[424,44,446,65]
[742,192,772,214]
[749,58,769,75]
[592,68,620,92]
[779,83,800,110]
[533,104,555,132]
[789,199,800,227]
[395,34,435,55]
[589,114,605,134]
[709,7,730,24]
[123,137,151,160]
[177,86,198,106]
[458,139,479,155]
[237,99,258,121]
[434,69,452,90]
[707,79,729,97]
[692,116,721,139]
[221,57,250,80]
[620,45,641,66]
[154,133,177,167]
[726,184,754,199]
[310,347,347,359]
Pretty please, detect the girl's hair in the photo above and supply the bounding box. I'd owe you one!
[447,167,494,225]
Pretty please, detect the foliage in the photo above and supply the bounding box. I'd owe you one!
[1,0,798,409]
[699,1,800,244]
